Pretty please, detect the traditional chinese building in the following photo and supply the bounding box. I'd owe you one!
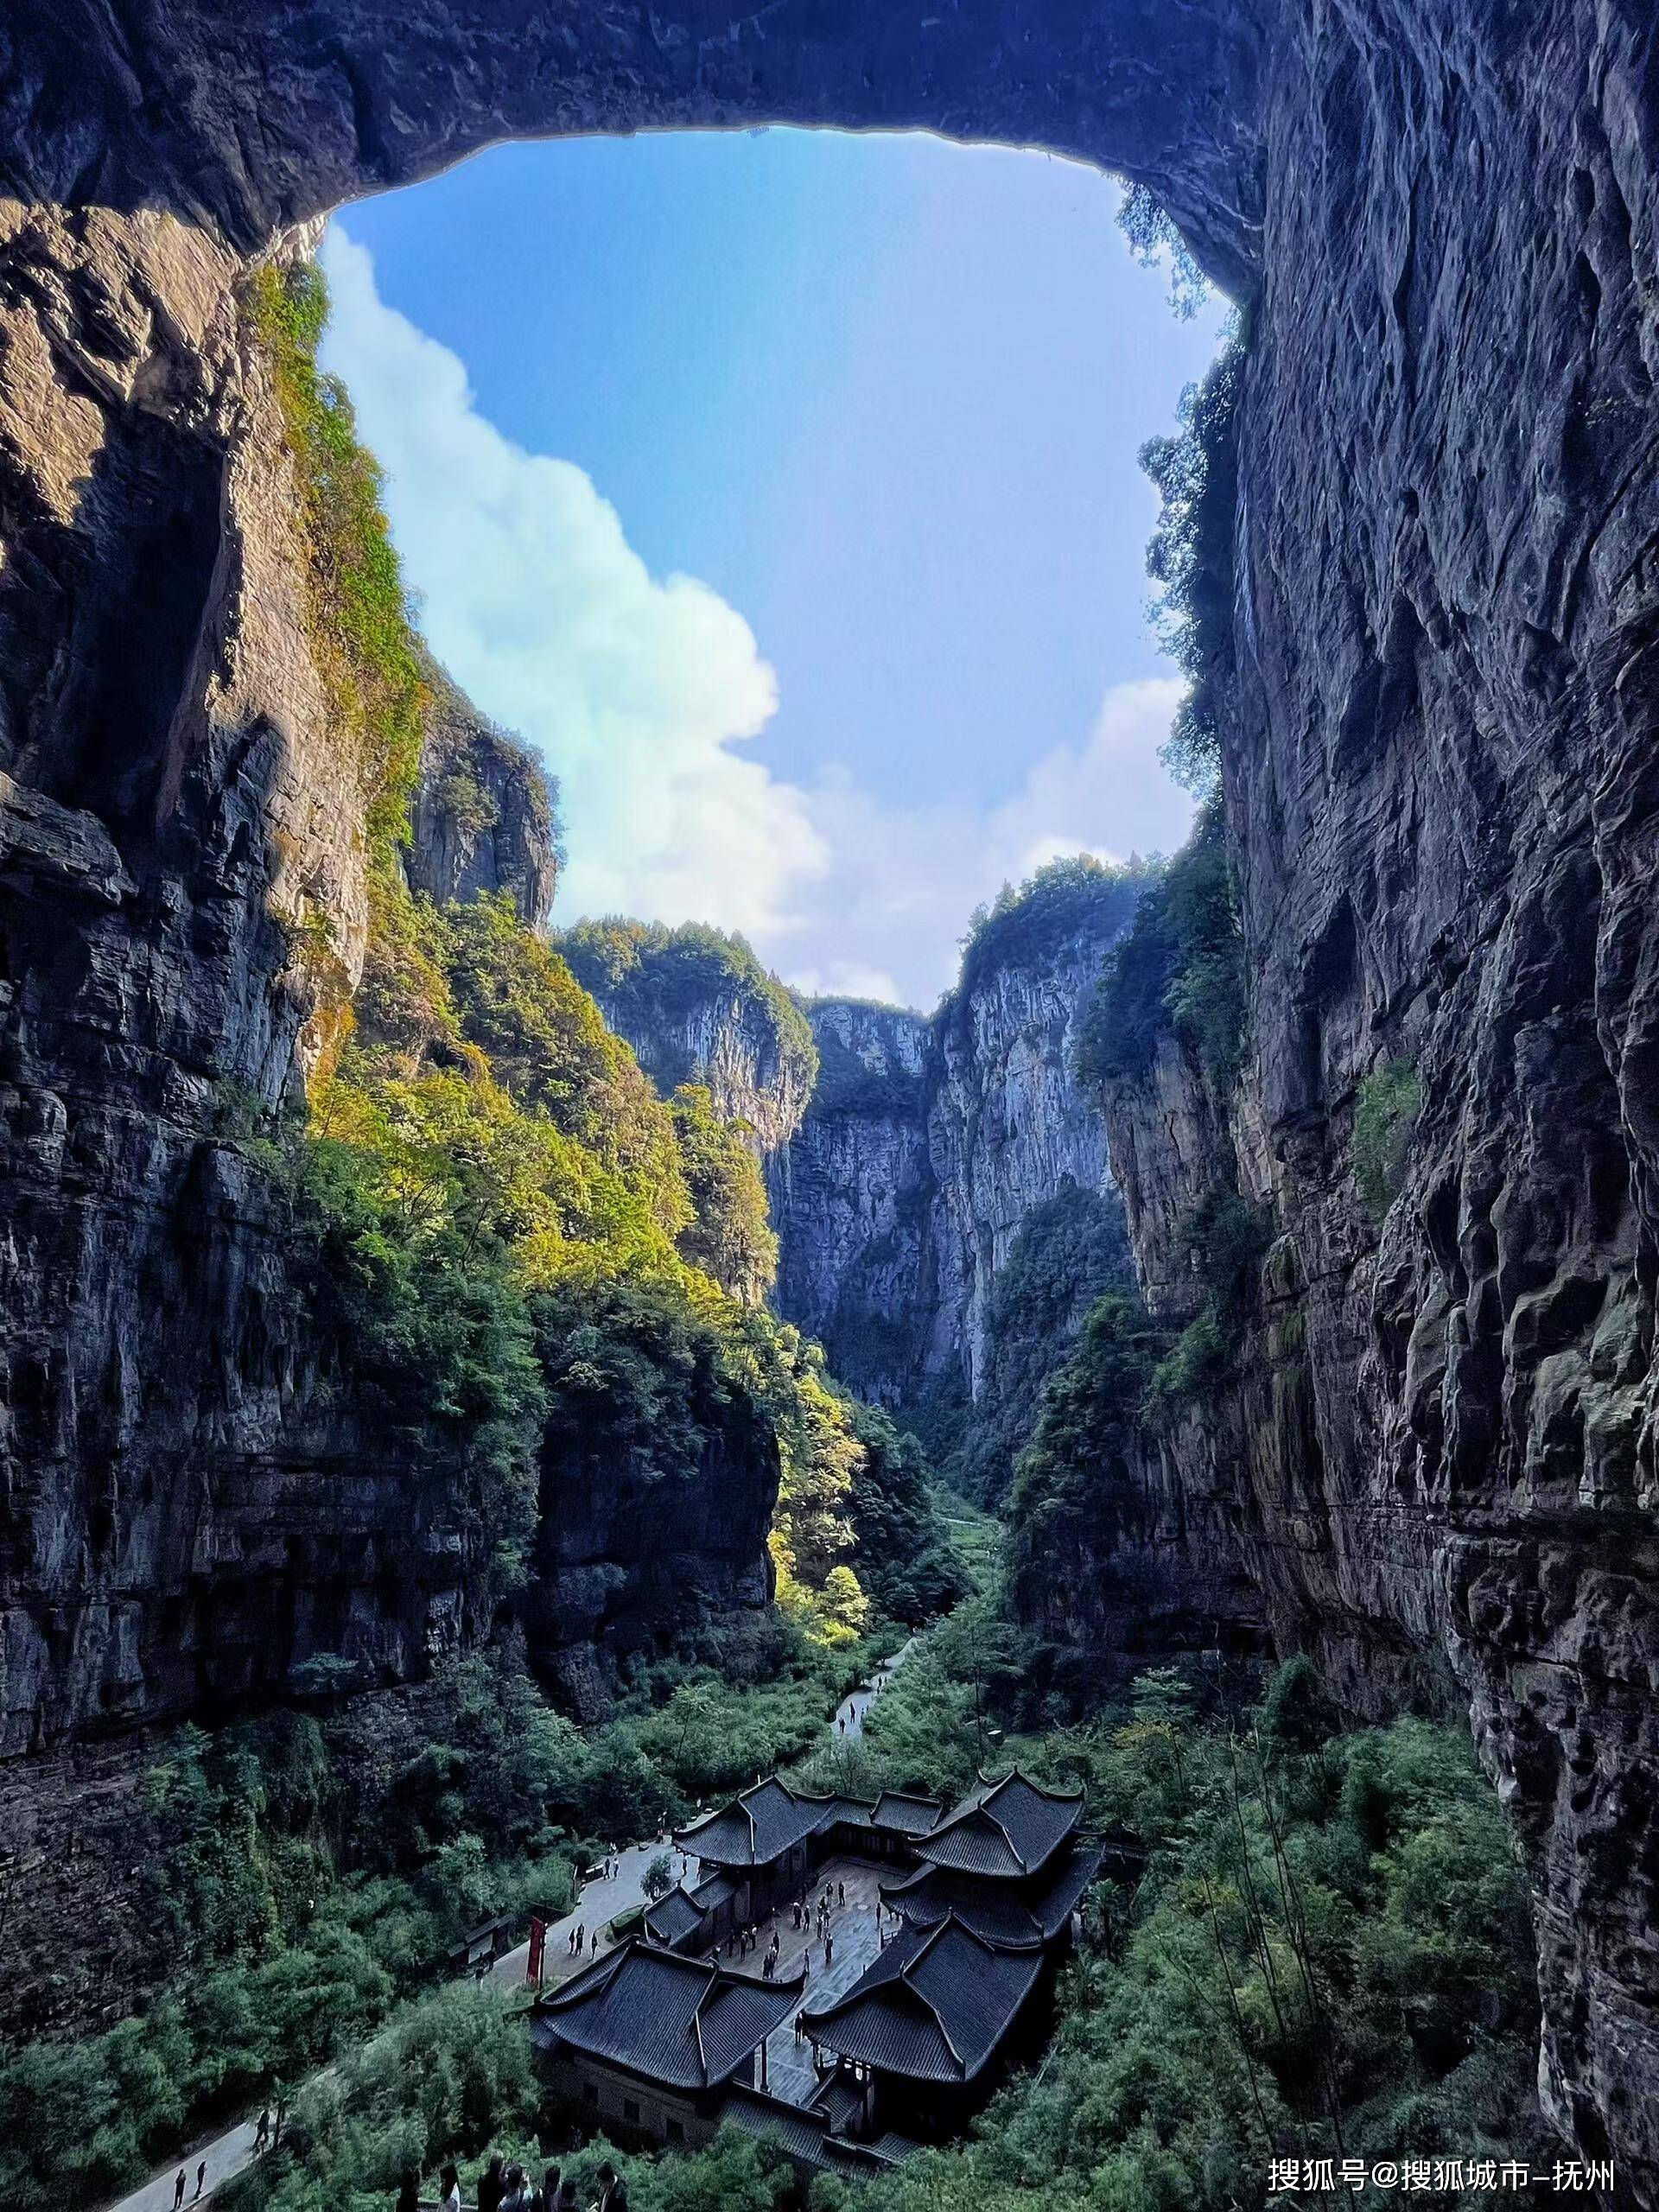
[800,1771,1102,2142]
[672,1776,833,1921]
[531,1938,804,2148]
[536,1765,1102,2170]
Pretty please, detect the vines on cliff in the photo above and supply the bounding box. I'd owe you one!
[246,263,426,885]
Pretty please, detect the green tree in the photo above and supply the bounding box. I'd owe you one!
[669,1083,779,1302]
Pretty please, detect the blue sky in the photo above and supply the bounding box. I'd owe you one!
[324,130,1227,1005]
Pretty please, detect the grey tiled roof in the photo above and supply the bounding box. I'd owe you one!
[532,1939,802,2089]
[690,1869,736,1910]
[883,1841,1103,1947]
[916,1770,1084,1881]
[798,1916,1042,2082]
[677,1777,830,1868]
[871,1790,944,1836]
[812,2074,866,2133]
[810,1794,875,1830]
[642,1886,705,1947]
[717,2088,903,2181]
[718,2086,836,2167]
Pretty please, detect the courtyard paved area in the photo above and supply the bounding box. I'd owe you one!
[747,1854,894,2106]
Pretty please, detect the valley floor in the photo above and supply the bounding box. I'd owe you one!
[99,1651,915,2212]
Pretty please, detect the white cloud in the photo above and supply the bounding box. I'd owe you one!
[320,226,828,945]
[772,683,1192,1008]
[320,227,1195,1011]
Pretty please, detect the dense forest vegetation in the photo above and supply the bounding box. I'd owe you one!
[0,1630,882,2212]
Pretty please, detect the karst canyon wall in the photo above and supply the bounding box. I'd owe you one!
[3,0,1659,2191]
[774,893,1138,1404]
[581,889,1138,1408]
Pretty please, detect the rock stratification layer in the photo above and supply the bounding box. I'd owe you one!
[3,0,1659,2188]
[774,884,1138,1405]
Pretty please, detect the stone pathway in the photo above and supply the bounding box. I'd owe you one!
[105,1640,914,2212]
[110,2124,265,2212]
[753,1854,893,2106]
[488,1831,670,1992]
[835,1636,913,1743]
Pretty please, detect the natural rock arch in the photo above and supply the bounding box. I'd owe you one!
[4,0,1659,2197]
[8,0,1270,287]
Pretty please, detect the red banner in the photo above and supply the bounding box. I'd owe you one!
[527,1916,545,1986]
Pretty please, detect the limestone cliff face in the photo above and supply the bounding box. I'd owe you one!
[4,0,1659,2185]
[0,205,487,1760]
[1089,10,1659,2189]
[773,887,1139,1402]
[526,1402,778,1724]
[923,915,1130,1393]
[770,998,934,1394]
[558,923,817,1159]
[406,663,558,928]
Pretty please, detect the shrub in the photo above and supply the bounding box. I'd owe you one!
[246,264,426,880]
[846,1403,968,1624]
[1006,1291,1170,1625]
[1116,180,1211,321]
[669,1083,778,1302]
[1355,1058,1422,1219]
[1145,1189,1272,1421]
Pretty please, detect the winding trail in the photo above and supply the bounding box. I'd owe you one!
[105,1639,917,2212]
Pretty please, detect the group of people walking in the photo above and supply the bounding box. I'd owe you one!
[429,2151,628,2212]
[792,1876,846,1955]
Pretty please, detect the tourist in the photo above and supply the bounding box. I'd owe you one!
[536,2166,561,2212]
[575,1923,585,1958]
[441,2164,461,2212]
[824,1931,835,1967]
[479,2152,506,2212]
[500,2162,533,2212]
[837,1880,845,1907]
[194,2159,207,2200]
[173,2172,187,2210]
[397,2168,420,2212]
[595,2161,629,2212]
[254,2110,270,2155]
[838,1716,846,1735]
[555,2183,579,2212]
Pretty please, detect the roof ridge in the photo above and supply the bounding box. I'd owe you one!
[542,1936,633,2008]
[896,1914,969,2075]
[982,1764,1086,1802]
